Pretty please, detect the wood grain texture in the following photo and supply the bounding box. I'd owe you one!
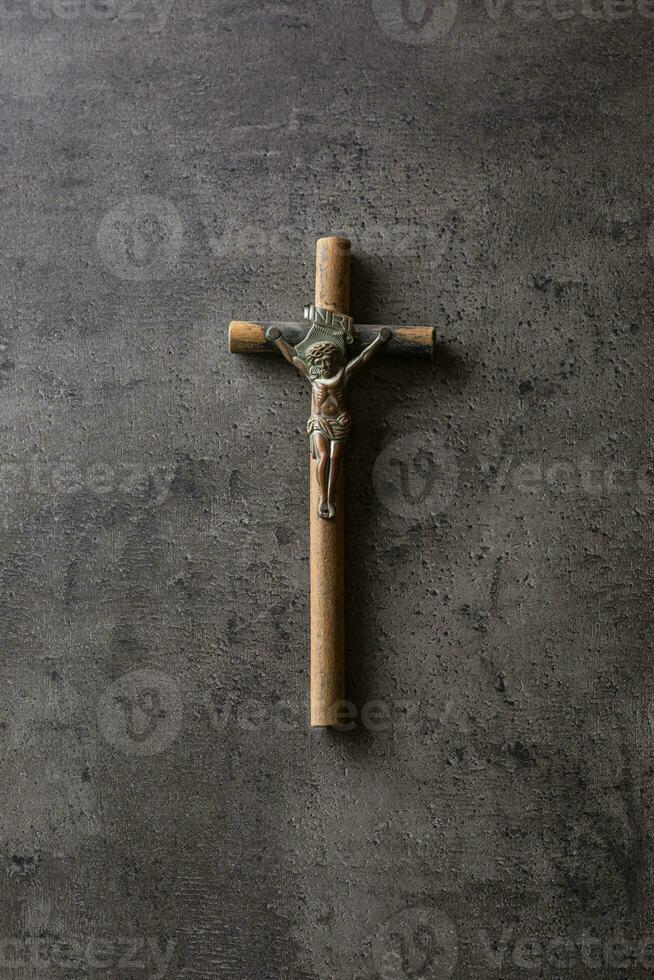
[228,320,268,354]
[310,237,350,726]
[228,321,435,360]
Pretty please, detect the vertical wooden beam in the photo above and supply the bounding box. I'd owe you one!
[310,236,350,726]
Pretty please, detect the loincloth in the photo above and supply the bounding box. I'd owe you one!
[307,412,351,453]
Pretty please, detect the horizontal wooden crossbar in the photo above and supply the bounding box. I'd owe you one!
[229,320,434,361]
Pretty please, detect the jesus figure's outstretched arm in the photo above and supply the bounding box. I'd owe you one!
[265,326,309,377]
[344,327,391,379]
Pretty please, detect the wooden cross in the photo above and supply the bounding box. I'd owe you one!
[229,237,434,727]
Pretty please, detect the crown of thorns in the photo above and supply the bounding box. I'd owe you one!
[305,342,340,363]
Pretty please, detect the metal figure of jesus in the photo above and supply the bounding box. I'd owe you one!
[266,324,390,519]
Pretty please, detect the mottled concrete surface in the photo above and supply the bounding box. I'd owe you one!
[1,0,653,977]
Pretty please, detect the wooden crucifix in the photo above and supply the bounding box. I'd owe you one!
[229,237,434,727]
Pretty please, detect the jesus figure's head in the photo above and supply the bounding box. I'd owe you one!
[306,342,341,379]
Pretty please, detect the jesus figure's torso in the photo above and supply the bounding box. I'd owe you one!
[310,370,346,417]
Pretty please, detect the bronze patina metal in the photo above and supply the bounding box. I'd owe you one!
[266,305,390,520]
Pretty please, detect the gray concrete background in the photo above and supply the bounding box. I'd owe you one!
[1,0,653,977]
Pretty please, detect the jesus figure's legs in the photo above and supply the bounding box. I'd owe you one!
[312,432,330,519]
[326,440,344,519]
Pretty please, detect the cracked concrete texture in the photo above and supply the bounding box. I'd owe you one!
[0,0,653,977]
